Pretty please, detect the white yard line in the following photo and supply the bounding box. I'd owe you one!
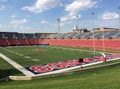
[0,53,35,76]
[43,46,113,54]
[1,47,38,61]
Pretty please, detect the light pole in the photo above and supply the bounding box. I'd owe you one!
[118,6,120,30]
[76,15,80,27]
[92,12,96,55]
[57,18,61,38]
[92,12,95,30]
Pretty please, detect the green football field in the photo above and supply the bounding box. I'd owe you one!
[0,46,101,78]
[0,46,101,67]
[0,46,120,89]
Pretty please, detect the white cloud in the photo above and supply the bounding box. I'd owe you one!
[26,14,31,18]
[60,14,81,22]
[65,0,97,16]
[0,5,5,11]
[22,0,59,13]
[19,26,32,30]
[60,0,97,23]
[101,12,119,20]
[0,24,3,28]
[41,20,48,24]
[59,3,64,7]
[11,14,16,18]
[9,19,27,25]
[60,21,73,26]
[0,0,7,2]
[98,20,119,28]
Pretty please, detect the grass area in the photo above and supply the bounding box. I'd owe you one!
[0,46,119,79]
[0,46,100,67]
[0,46,100,79]
[0,64,120,89]
[0,58,22,79]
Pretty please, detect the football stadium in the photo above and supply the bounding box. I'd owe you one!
[0,0,120,89]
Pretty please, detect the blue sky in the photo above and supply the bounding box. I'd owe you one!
[0,0,120,33]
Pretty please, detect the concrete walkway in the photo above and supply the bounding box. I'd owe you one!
[0,53,35,76]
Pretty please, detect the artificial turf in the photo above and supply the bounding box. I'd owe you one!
[0,64,120,89]
[0,46,100,67]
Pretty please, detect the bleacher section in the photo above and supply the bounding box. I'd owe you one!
[0,32,119,50]
[104,31,119,38]
[38,39,120,49]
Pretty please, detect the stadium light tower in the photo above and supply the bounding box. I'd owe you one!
[118,6,120,30]
[91,12,96,55]
[76,15,80,27]
[57,18,61,38]
[92,12,95,30]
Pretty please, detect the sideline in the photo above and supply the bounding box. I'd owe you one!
[0,53,35,76]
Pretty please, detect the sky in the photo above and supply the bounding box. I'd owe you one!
[0,0,120,33]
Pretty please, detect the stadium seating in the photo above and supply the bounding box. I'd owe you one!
[0,31,119,50]
[38,39,120,50]
[104,32,118,38]
[0,39,8,46]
